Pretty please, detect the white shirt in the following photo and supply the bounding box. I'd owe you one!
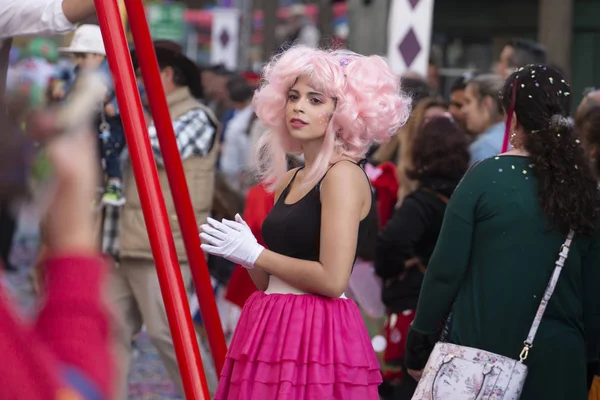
[0,0,75,40]
[220,105,255,190]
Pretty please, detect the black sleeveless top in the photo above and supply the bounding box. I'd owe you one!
[262,161,375,263]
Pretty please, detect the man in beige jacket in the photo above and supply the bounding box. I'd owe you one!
[103,41,220,399]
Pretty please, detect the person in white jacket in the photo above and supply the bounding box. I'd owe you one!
[0,0,95,39]
[1,0,96,92]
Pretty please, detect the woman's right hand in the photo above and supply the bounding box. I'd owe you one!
[404,327,437,376]
[200,214,265,269]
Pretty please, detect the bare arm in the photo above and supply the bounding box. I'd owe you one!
[254,162,370,298]
[247,168,299,291]
[247,258,269,291]
[61,0,96,23]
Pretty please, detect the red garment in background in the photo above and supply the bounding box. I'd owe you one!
[242,71,261,87]
[225,184,275,308]
[0,255,112,399]
[371,162,399,228]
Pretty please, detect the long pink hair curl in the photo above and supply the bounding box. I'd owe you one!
[253,46,411,191]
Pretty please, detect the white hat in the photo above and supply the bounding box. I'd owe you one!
[59,25,106,56]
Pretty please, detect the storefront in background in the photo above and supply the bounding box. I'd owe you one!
[431,0,599,105]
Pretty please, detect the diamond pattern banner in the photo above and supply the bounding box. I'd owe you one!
[219,29,231,48]
[387,0,435,76]
[398,28,421,68]
[211,8,240,70]
[408,0,421,9]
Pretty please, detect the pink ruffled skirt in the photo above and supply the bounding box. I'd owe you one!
[214,291,382,399]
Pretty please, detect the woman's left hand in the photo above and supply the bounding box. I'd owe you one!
[200,214,265,269]
[407,368,423,382]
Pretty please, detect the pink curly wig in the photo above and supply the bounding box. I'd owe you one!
[253,46,411,191]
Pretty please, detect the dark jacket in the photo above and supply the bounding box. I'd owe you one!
[375,180,455,313]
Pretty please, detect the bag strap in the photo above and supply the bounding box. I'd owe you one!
[420,187,450,205]
[519,229,575,362]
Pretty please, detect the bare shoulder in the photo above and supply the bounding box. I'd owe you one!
[320,161,370,200]
[274,168,302,202]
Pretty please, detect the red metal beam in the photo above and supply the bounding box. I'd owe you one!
[124,0,228,375]
[94,0,211,398]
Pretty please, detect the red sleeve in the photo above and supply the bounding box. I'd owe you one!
[0,286,62,399]
[34,255,114,399]
[0,255,113,399]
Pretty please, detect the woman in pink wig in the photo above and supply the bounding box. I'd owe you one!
[200,46,410,399]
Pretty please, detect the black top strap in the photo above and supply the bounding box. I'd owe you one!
[281,167,304,197]
[317,159,361,186]
[317,159,374,196]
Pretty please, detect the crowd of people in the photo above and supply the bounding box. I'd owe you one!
[2,1,600,400]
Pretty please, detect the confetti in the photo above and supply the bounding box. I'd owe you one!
[576,139,581,144]
[549,77,554,84]
[495,156,500,160]
[535,82,539,87]
[521,84,525,88]
[528,95,533,98]
[499,168,503,172]
[575,165,579,169]
[511,165,515,169]
[564,92,570,96]
[522,170,528,174]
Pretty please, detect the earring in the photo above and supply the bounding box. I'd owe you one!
[509,132,517,147]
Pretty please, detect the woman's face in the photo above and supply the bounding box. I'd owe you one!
[285,75,335,143]
[461,84,490,135]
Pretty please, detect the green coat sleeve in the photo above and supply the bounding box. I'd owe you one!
[411,164,484,335]
[582,231,600,361]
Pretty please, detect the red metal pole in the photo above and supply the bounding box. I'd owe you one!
[124,0,228,374]
[94,1,211,399]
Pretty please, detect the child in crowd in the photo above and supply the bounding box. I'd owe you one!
[57,24,130,206]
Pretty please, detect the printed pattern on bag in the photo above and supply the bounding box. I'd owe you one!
[412,343,527,400]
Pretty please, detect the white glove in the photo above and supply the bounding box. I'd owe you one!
[200,213,265,269]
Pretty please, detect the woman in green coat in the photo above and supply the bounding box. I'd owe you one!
[405,65,600,399]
